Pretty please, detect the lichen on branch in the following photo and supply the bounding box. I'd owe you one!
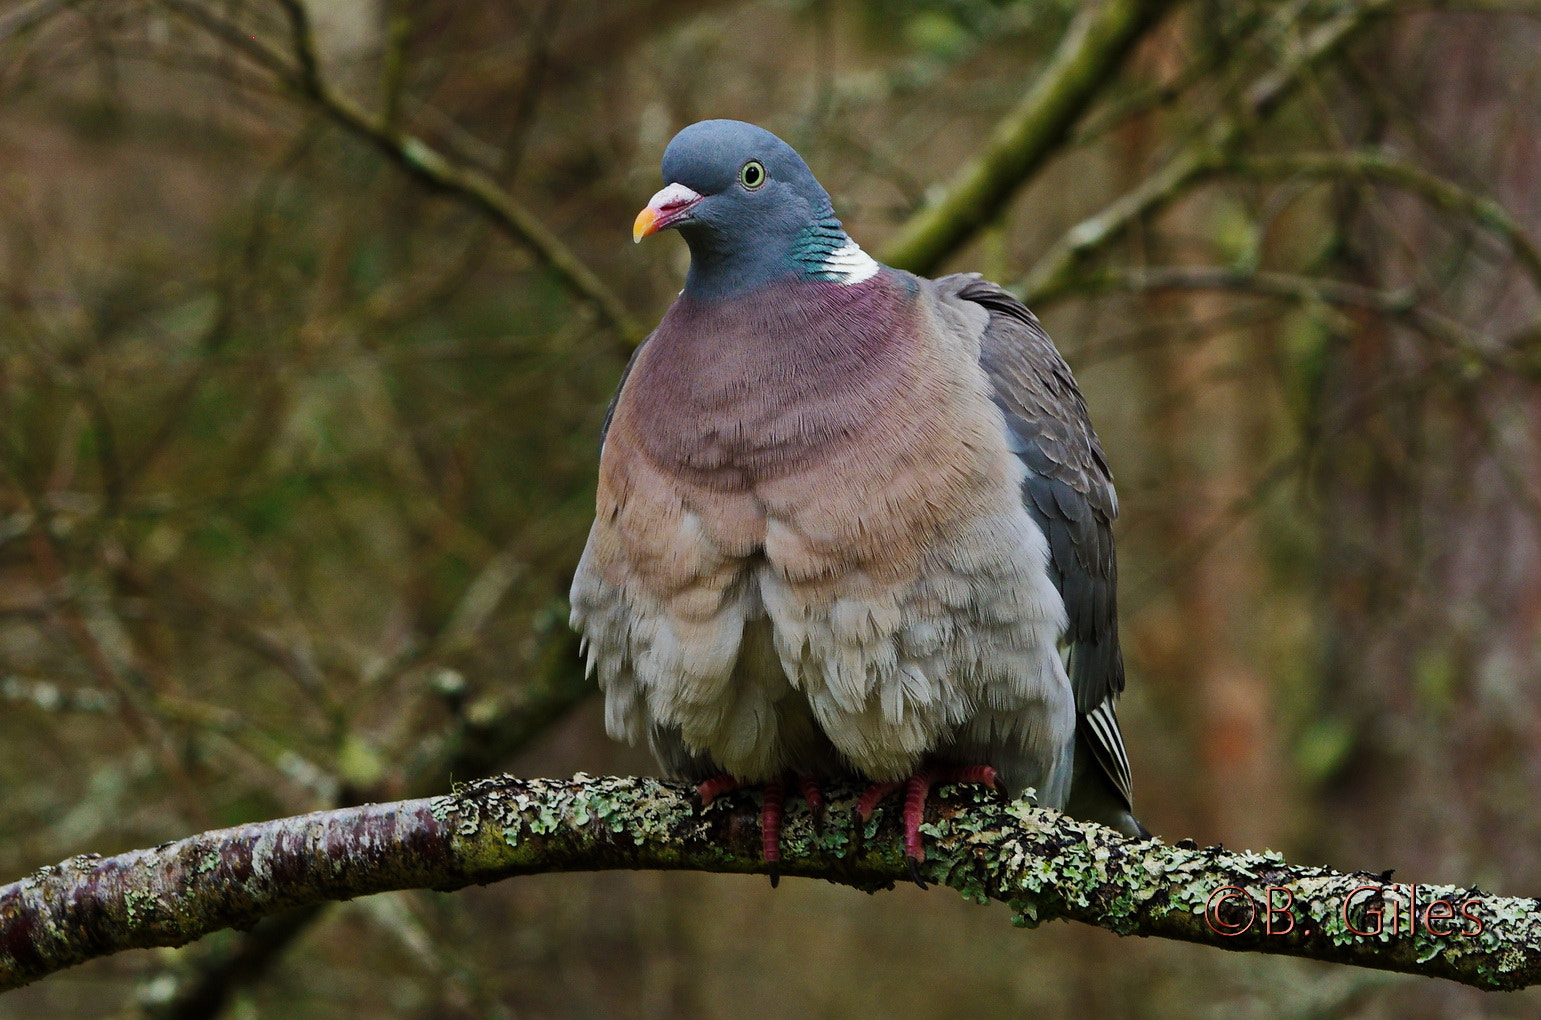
[2,775,1538,994]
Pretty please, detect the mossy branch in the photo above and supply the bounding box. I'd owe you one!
[3,775,1538,995]
[878,0,1177,276]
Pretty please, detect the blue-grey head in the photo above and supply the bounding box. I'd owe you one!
[633,120,879,298]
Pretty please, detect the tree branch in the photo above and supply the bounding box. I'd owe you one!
[377,0,411,134]
[4,776,1538,994]
[142,627,590,1019]
[0,0,75,46]
[157,0,645,345]
[878,0,1177,276]
[1076,264,1537,381]
[1022,0,1397,305]
[1232,151,1541,298]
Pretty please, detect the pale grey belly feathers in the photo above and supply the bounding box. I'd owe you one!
[569,463,1078,808]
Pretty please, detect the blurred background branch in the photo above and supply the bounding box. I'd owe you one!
[157,0,644,344]
[878,0,1176,273]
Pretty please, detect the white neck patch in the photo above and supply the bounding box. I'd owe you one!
[822,240,880,284]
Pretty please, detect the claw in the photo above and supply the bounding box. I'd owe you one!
[859,764,1001,881]
[855,780,903,822]
[905,855,928,890]
[696,774,740,807]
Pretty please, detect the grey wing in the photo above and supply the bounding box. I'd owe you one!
[937,274,1140,831]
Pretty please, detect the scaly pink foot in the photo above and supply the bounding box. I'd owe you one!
[696,773,826,887]
[857,764,1001,889]
[696,774,740,806]
[854,781,903,822]
[797,774,826,831]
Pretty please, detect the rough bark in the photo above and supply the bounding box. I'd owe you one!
[3,775,1537,994]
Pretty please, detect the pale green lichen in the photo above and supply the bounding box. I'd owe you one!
[3,773,1539,993]
[194,848,221,876]
[404,775,1541,990]
[122,887,159,925]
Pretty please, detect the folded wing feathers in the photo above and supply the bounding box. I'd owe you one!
[939,272,1134,813]
[1082,695,1134,808]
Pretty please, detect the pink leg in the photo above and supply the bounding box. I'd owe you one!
[855,781,904,822]
[861,764,1003,888]
[696,774,740,806]
[762,779,786,887]
[901,770,935,866]
[698,773,826,887]
[797,774,826,831]
[933,764,999,790]
[797,775,825,814]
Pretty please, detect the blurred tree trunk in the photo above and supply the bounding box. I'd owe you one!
[1310,17,1541,1013]
[1120,10,1285,850]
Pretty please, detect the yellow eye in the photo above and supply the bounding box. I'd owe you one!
[740,159,767,190]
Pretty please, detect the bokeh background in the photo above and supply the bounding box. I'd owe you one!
[2,0,1540,1016]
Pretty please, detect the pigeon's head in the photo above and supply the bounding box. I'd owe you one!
[634,120,875,297]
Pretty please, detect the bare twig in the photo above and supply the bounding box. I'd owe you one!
[1074,264,1535,380]
[1232,150,1541,298]
[1407,0,1541,12]
[25,524,215,830]
[378,0,411,133]
[1023,0,1397,304]
[156,0,643,345]
[0,0,74,47]
[140,627,590,1020]
[1082,264,1420,313]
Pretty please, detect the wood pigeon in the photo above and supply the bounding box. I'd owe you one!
[571,119,1145,883]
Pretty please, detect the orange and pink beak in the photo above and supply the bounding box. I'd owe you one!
[633,182,704,243]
